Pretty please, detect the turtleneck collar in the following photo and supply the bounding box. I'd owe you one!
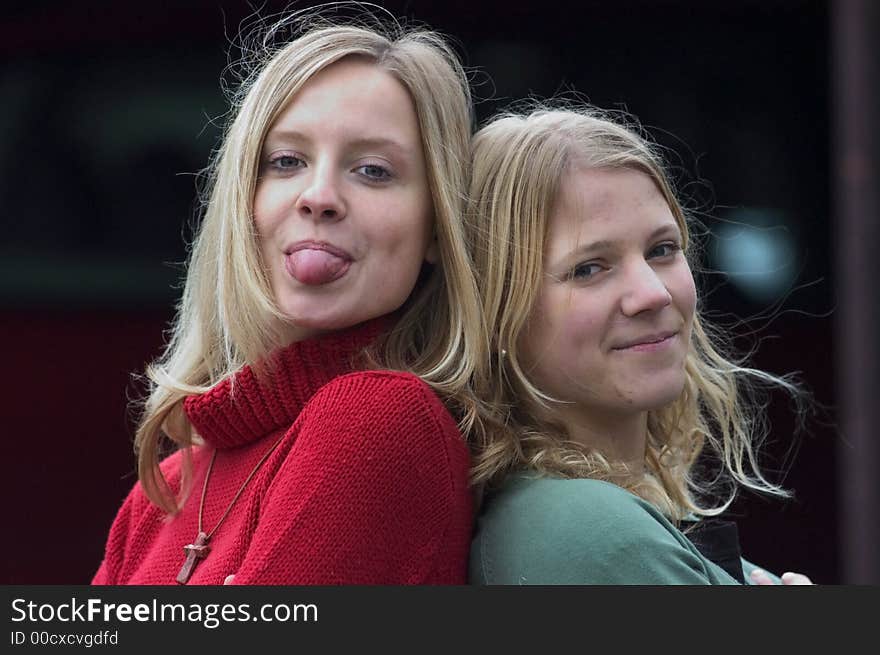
[183,315,393,450]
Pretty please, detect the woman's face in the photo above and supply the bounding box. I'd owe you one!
[518,166,697,429]
[254,58,435,343]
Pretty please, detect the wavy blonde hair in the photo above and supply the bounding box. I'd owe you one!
[135,11,483,514]
[465,105,800,521]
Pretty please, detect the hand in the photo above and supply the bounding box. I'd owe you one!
[750,568,814,585]
[223,574,236,585]
[780,571,814,585]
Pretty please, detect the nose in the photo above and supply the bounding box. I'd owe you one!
[619,260,672,317]
[295,167,346,222]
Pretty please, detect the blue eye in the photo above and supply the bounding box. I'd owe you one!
[269,154,305,170]
[355,164,392,181]
[648,242,681,259]
[571,262,603,280]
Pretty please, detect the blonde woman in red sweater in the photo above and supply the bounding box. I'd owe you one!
[92,10,482,585]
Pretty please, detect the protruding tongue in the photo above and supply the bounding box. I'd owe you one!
[286,249,349,285]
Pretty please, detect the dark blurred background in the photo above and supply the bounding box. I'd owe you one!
[1,0,877,584]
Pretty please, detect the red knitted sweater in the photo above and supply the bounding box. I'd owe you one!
[91,317,473,585]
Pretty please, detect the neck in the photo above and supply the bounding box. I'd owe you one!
[276,321,328,347]
[552,404,648,474]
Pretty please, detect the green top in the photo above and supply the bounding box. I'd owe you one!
[470,475,778,585]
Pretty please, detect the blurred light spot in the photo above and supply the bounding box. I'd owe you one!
[711,208,797,303]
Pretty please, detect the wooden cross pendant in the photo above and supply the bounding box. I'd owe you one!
[176,531,211,584]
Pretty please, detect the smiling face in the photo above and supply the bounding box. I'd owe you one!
[518,165,697,441]
[253,57,435,344]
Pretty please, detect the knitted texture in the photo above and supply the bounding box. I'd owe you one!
[92,318,472,585]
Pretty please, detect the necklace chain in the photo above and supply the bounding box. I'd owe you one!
[176,433,285,584]
[198,433,287,538]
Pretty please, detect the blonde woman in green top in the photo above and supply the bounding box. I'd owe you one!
[463,104,813,585]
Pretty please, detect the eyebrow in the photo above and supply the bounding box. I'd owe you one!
[262,129,414,158]
[564,222,682,258]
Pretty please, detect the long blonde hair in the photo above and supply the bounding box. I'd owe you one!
[465,105,801,521]
[136,11,483,514]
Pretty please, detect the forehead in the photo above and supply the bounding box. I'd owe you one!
[266,58,421,146]
[546,166,676,251]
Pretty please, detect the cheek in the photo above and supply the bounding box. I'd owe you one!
[368,197,433,258]
[672,262,697,324]
[521,290,599,370]
[561,301,604,348]
[546,287,605,352]
[398,184,434,244]
[252,183,282,241]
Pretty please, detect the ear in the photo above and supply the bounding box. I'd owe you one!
[424,237,439,265]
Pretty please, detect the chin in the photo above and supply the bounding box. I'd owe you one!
[632,374,687,412]
[277,298,396,335]
[280,312,356,335]
[269,306,342,344]
[276,293,349,325]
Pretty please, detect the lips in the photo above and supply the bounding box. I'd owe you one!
[284,241,353,286]
[612,331,678,351]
